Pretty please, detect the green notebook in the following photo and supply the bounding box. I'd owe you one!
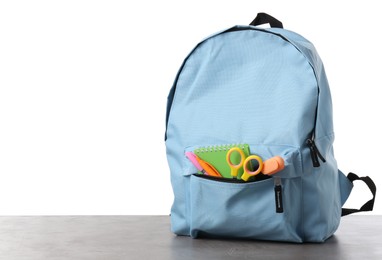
[194,144,250,179]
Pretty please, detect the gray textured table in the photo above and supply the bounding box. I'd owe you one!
[0,215,381,259]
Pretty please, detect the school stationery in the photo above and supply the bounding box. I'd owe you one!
[262,156,285,175]
[185,151,205,175]
[226,147,284,181]
[195,155,222,177]
[226,147,264,181]
[194,144,250,178]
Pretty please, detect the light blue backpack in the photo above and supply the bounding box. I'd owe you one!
[165,13,376,243]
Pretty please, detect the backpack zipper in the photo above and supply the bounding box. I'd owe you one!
[274,177,283,213]
[193,173,271,183]
[306,138,326,167]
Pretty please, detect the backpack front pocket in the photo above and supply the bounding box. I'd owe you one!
[184,144,303,242]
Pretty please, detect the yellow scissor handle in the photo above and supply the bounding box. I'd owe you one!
[226,147,245,178]
[241,155,263,181]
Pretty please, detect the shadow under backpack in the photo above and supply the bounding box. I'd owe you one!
[164,13,376,243]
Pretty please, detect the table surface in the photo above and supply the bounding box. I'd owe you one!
[0,215,381,260]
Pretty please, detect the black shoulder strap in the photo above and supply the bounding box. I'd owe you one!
[342,172,376,216]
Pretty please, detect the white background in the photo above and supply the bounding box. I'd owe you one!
[0,1,380,215]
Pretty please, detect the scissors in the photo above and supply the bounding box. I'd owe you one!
[226,147,263,181]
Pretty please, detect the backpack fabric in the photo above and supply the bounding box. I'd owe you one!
[165,13,376,243]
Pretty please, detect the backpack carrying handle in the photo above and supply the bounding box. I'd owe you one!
[250,13,283,29]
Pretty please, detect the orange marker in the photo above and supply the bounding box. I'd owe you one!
[262,156,285,175]
[195,156,222,177]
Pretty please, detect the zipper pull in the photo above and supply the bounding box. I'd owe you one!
[274,177,283,213]
[306,139,326,167]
